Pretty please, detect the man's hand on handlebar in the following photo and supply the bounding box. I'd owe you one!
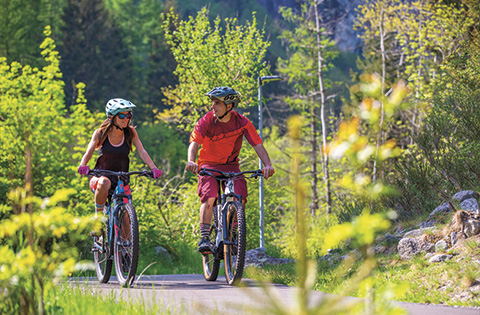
[262,165,275,179]
[186,161,199,174]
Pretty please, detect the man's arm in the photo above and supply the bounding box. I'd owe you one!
[186,141,200,174]
[253,143,275,179]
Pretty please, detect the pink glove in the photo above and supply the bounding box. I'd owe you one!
[152,168,162,179]
[78,165,90,175]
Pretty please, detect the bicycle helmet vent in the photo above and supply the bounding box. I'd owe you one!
[205,87,241,108]
[105,98,136,117]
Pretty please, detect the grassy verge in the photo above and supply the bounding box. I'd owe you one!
[244,249,480,308]
[45,285,186,314]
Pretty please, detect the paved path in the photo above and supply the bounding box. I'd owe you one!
[69,274,480,314]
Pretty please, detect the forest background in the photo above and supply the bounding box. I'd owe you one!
[1,0,480,312]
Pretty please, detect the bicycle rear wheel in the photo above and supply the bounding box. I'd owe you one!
[224,201,246,286]
[114,203,139,287]
[93,222,113,283]
[202,224,220,281]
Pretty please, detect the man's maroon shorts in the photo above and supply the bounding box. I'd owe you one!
[198,164,248,204]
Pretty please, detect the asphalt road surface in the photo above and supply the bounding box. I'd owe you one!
[69,274,480,314]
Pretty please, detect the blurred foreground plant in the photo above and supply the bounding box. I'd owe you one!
[0,188,98,315]
[245,74,409,314]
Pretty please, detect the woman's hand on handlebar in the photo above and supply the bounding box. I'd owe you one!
[262,165,275,179]
[186,161,199,174]
[78,165,90,176]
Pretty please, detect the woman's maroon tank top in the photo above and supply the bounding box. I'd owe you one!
[94,135,130,186]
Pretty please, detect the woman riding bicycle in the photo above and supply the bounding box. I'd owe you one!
[185,86,275,254]
[78,98,162,214]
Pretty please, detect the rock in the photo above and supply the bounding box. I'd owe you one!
[452,190,479,203]
[428,202,453,221]
[245,247,294,268]
[424,253,435,259]
[429,254,453,263]
[404,227,435,238]
[397,237,434,260]
[460,198,480,213]
[451,232,458,246]
[419,220,436,229]
[435,240,448,252]
[464,217,480,238]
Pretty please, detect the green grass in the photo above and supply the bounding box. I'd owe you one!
[245,249,480,308]
[45,285,187,314]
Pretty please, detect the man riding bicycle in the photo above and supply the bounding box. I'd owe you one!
[185,86,275,254]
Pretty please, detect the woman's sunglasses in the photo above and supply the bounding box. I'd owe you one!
[117,112,132,120]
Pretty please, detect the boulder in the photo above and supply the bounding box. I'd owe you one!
[452,190,479,203]
[460,198,480,213]
[427,202,453,221]
[464,217,480,238]
[435,240,448,252]
[429,254,453,263]
[245,248,294,268]
[403,227,435,238]
[397,237,434,260]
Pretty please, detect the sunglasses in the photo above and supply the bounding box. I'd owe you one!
[117,112,132,120]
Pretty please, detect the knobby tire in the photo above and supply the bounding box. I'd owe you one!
[114,203,140,287]
[224,201,246,286]
[93,221,113,283]
[202,217,221,281]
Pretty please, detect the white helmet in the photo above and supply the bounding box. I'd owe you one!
[105,98,136,117]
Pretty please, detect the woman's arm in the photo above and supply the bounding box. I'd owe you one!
[79,129,100,166]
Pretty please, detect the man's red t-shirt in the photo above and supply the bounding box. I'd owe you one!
[190,110,262,167]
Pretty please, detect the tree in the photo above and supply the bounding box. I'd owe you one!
[104,0,177,120]
[60,0,132,111]
[277,1,338,215]
[0,26,93,210]
[354,0,473,180]
[0,0,66,67]
[159,7,271,130]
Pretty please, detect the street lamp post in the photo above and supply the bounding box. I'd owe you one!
[258,75,282,250]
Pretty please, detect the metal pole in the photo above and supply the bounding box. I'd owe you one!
[258,76,265,250]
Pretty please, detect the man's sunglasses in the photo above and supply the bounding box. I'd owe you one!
[117,112,132,119]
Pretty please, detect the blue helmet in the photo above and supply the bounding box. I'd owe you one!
[105,98,136,117]
[205,87,241,108]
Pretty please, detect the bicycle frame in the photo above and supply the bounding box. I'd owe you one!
[107,178,132,257]
[200,168,262,253]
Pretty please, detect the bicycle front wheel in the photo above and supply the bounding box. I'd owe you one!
[93,222,112,283]
[224,201,246,286]
[202,224,220,281]
[114,203,139,287]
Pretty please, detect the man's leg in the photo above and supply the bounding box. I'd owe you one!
[198,197,216,253]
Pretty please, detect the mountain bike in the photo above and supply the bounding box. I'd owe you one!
[198,168,263,286]
[89,169,153,287]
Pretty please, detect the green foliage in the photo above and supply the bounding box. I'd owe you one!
[391,49,480,215]
[278,4,338,97]
[104,0,176,118]
[0,0,67,67]
[135,121,188,176]
[0,26,77,206]
[0,188,97,315]
[60,0,133,111]
[160,7,271,130]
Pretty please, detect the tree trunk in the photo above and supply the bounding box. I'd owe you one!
[373,7,386,183]
[310,100,319,215]
[314,0,331,215]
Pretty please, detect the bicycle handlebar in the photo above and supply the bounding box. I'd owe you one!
[199,168,263,179]
[88,169,154,179]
